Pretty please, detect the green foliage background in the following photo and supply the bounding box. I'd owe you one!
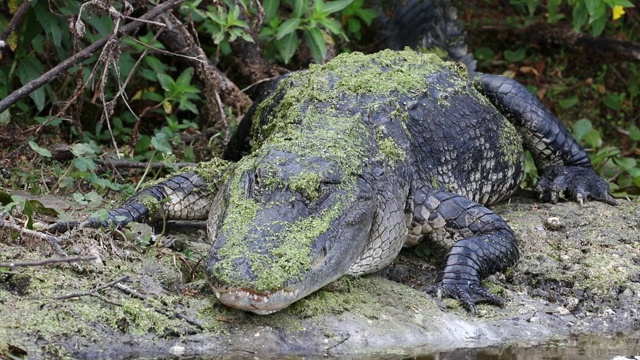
[0,0,638,207]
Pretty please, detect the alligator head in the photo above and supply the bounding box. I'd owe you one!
[205,148,376,314]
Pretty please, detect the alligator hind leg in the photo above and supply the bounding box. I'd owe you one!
[476,74,616,205]
[411,186,519,313]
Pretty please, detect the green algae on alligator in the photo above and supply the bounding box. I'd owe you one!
[48,49,616,316]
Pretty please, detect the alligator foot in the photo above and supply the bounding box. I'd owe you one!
[426,282,504,314]
[536,166,617,205]
[48,217,110,233]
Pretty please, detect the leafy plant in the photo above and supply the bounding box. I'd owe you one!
[0,192,59,230]
[510,0,635,36]
[184,0,254,55]
[260,0,354,64]
[340,0,378,41]
[572,119,640,197]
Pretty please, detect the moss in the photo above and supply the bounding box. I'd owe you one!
[136,193,162,221]
[497,116,524,166]
[288,171,323,201]
[181,157,234,194]
[375,126,406,163]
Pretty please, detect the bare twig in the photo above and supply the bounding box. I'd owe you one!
[115,283,204,330]
[326,334,351,351]
[157,13,253,130]
[53,275,129,300]
[0,0,184,114]
[97,159,197,169]
[0,256,97,269]
[0,0,33,42]
[0,215,67,257]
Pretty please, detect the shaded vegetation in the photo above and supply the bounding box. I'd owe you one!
[0,0,637,209]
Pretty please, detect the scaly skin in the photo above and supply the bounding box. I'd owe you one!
[51,49,615,315]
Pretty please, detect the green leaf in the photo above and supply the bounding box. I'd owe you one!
[355,7,378,26]
[277,18,301,40]
[145,56,169,76]
[0,110,10,126]
[474,47,495,61]
[17,57,46,111]
[629,125,640,141]
[602,92,623,110]
[559,96,579,109]
[0,191,12,206]
[612,157,637,170]
[583,129,603,149]
[264,0,280,22]
[73,192,87,205]
[176,68,194,87]
[73,157,96,172]
[324,0,353,13]
[318,18,346,38]
[34,6,63,47]
[347,17,361,34]
[572,1,588,31]
[589,11,607,36]
[24,199,59,217]
[503,48,526,62]
[84,191,103,208]
[610,0,634,6]
[229,4,241,21]
[292,0,305,18]
[313,0,325,14]
[151,133,172,153]
[584,0,601,15]
[157,73,175,92]
[71,143,96,158]
[304,27,327,63]
[572,118,593,142]
[29,141,52,158]
[275,32,298,64]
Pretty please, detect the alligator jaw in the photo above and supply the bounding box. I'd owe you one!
[213,287,303,315]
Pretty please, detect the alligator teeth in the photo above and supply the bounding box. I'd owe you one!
[214,291,221,299]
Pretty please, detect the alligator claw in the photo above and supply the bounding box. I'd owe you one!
[48,217,109,233]
[48,221,80,233]
[426,282,504,314]
[535,166,617,206]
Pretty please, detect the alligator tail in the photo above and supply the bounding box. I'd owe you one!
[375,0,476,72]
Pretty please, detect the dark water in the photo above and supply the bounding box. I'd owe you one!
[410,334,640,360]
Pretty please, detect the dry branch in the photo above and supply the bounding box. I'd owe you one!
[115,282,204,329]
[157,13,253,137]
[97,159,198,169]
[0,215,67,257]
[53,275,129,300]
[0,0,185,114]
[0,256,97,269]
[0,0,33,43]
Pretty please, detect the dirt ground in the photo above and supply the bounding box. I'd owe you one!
[0,190,638,359]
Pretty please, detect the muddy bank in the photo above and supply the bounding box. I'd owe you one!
[0,191,639,359]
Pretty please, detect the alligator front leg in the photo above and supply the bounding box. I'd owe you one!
[49,172,212,232]
[475,74,616,205]
[411,187,519,313]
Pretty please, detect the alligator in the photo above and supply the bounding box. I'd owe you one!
[51,48,616,315]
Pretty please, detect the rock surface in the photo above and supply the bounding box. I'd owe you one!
[0,191,638,359]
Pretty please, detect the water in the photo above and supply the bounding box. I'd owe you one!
[411,334,640,360]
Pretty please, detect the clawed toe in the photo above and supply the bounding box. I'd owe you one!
[536,166,616,206]
[426,283,504,314]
